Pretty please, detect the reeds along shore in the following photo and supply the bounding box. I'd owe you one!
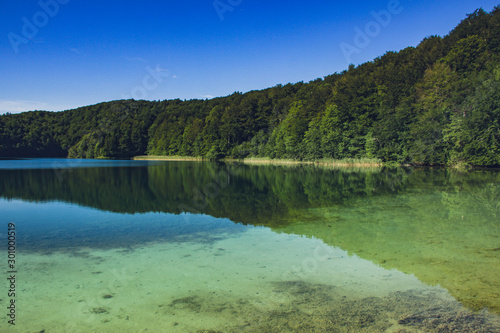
[132,156,383,167]
[238,157,383,167]
[132,156,205,161]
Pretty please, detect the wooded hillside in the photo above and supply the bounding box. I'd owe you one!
[1,7,499,166]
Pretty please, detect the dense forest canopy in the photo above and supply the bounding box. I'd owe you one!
[1,7,499,166]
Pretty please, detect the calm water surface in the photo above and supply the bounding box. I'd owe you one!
[1,159,499,332]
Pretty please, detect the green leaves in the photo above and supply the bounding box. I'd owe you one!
[442,35,488,73]
[1,7,499,166]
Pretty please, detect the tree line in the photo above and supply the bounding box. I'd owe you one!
[1,7,499,166]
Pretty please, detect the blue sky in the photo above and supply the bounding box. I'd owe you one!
[0,0,498,114]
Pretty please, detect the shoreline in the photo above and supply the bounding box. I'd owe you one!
[1,156,496,169]
[130,156,500,169]
[132,155,206,161]
[132,156,384,167]
[229,158,384,168]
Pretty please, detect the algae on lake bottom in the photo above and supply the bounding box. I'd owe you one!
[275,182,500,314]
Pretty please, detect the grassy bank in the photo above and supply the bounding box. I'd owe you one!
[133,155,383,167]
[237,157,383,167]
[132,155,205,161]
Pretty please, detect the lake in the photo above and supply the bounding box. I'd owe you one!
[1,159,499,332]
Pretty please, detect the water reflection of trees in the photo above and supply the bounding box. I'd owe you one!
[273,167,500,314]
[2,162,499,313]
[0,163,498,227]
[0,163,410,225]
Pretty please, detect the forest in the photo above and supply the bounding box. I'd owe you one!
[0,7,499,167]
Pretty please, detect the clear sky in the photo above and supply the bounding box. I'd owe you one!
[0,0,498,114]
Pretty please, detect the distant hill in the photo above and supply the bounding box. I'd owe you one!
[1,6,499,166]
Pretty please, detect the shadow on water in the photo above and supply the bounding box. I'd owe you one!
[0,160,499,315]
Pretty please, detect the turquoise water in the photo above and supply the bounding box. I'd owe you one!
[1,159,499,332]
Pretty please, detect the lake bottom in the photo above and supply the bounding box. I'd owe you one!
[8,225,500,333]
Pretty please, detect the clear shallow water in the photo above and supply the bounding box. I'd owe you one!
[0,158,165,170]
[1,159,499,332]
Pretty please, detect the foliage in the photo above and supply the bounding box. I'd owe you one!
[1,7,499,166]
